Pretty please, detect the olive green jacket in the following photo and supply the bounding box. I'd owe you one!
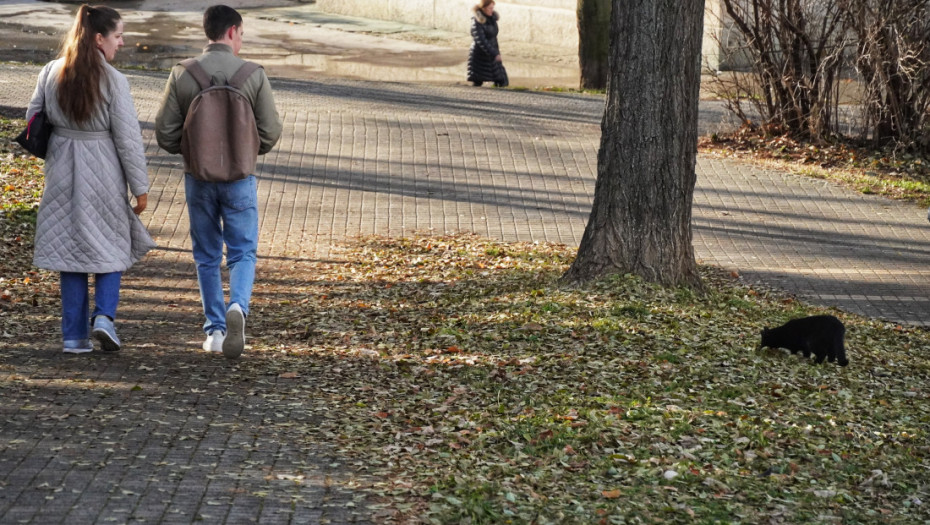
[155,43,282,158]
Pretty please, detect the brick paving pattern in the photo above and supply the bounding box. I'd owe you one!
[2,63,930,523]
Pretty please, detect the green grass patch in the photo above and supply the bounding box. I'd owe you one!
[700,130,930,207]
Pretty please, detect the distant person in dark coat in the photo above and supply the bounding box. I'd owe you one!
[467,0,508,87]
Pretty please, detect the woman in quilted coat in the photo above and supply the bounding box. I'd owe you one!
[467,0,509,87]
[26,5,155,354]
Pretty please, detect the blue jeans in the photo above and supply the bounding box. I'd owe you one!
[60,271,121,340]
[184,174,258,334]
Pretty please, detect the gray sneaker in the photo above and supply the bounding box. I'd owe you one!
[63,339,93,354]
[222,303,245,359]
[92,316,121,352]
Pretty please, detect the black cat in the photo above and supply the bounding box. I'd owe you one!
[760,315,848,366]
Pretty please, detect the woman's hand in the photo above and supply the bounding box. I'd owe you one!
[133,193,147,215]
[494,54,502,62]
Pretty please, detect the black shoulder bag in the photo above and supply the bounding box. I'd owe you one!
[15,111,52,159]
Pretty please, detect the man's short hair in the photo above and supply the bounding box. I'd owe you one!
[203,5,242,41]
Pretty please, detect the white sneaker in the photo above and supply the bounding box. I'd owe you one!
[222,303,245,359]
[202,330,225,352]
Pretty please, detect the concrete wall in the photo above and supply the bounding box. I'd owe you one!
[703,0,726,71]
[315,0,578,49]
[315,0,730,69]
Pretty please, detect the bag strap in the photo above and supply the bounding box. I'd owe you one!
[180,59,261,91]
[228,62,262,89]
[179,58,212,90]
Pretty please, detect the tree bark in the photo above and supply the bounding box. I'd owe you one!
[577,0,611,90]
[562,0,705,289]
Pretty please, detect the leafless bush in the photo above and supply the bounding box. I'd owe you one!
[710,0,852,141]
[842,0,930,151]
[707,0,930,152]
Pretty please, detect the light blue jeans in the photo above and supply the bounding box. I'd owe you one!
[60,271,121,341]
[185,174,258,334]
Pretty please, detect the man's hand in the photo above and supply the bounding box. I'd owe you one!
[133,193,148,215]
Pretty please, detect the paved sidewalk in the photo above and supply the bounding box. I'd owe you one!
[0,0,579,89]
[2,62,930,523]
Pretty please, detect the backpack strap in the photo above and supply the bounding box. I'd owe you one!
[179,58,212,90]
[228,62,262,90]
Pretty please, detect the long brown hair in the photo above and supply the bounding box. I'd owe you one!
[57,5,121,124]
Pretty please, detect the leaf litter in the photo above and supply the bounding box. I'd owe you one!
[242,235,930,524]
[1,119,929,524]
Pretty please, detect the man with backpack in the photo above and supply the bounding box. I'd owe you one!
[155,4,282,359]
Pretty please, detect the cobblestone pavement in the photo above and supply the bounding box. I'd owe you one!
[2,62,930,523]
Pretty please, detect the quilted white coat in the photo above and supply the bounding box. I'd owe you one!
[27,59,156,273]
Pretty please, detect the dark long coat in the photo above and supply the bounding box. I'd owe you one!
[467,8,509,87]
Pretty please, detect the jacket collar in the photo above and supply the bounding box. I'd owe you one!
[203,43,234,54]
[472,7,499,24]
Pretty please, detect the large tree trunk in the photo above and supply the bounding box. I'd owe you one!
[563,0,705,288]
[577,0,611,90]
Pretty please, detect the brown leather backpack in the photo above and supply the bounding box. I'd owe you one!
[179,59,261,182]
